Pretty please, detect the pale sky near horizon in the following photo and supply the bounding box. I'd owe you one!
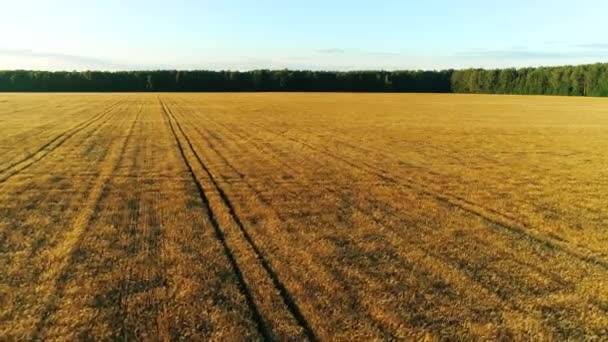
[1,0,607,71]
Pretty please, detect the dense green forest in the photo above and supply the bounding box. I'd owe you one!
[0,70,451,92]
[1,63,608,95]
[451,63,608,97]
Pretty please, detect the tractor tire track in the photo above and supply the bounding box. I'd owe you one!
[195,112,608,273]
[0,98,123,175]
[247,121,608,271]
[32,103,141,339]
[172,104,537,338]
[0,98,127,185]
[160,98,317,341]
[291,126,527,224]
[177,107,582,274]
[287,128,527,221]
[171,104,429,339]
[85,103,145,339]
[164,99,317,340]
[197,114,580,334]
[158,98,273,341]
[0,97,118,161]
[114,105,160,339]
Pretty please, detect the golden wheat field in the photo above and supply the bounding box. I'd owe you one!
[0,93,607,340]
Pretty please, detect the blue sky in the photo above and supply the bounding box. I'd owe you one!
[1,0,607,71]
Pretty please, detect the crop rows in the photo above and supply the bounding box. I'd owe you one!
[1,93,607,340]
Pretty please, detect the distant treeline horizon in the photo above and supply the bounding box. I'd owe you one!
[1,63,608,96]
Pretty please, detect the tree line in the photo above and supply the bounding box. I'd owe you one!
[451,63,608,97]
[1,63,607,95]
[0,70,451,92]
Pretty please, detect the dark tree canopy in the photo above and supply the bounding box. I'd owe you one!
[1,64,607,96]
[451,63,608,97]
[0,70,451,93]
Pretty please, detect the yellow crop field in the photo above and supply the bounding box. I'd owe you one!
[1,93,607,340]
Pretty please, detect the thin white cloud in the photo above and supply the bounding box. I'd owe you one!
[456,48,608,60]
[0,48,128,70]
[573,43,608,49]
[315,48,402,57]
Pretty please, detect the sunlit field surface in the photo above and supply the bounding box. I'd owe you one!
[0,93,607,340]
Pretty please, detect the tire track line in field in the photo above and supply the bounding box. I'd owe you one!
[85,103,146,340]
[114,108,160,339]
[176,106,525,338]
[0,97,117,158]
[204,114,608,274]
[116,118,146,340]
[160,98,317,341]
[190,114,570,334]
[248,121,608,271]
[0,98,122,174]
[172,104,432,339]
[265,124,554,227]
[294,126,528,224]
[289,127,526,221]
[32,103,141,338]
[177,107,568,277]
[164,100,317,340]
[158,98,272,340]
[173,103,409,338]
[0,98,127,185]
[158,104,606,336]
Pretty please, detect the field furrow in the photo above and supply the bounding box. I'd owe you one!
[0,95,119,169]
[161,98,316,340]
[0,98,126,184]
[167,99,532,337]
[1,93,607,340]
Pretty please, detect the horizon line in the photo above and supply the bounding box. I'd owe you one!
[1,61,607,74]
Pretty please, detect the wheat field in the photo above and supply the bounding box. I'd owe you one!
[0,93,607,340]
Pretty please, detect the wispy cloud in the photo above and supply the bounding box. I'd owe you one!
[456,48,607,60]
[316,48,402,57]
[366,51,402,57]
[0,49,108,64]
[0,48,128,70]
[572,43,608,49]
